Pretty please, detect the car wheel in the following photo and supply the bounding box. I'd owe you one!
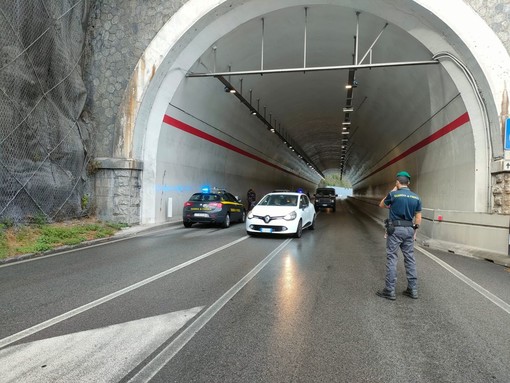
[240,210,246,223]
[294,219,303,238]
[183,222,192,228]
[222,213,231,228]
[309,216,315,230]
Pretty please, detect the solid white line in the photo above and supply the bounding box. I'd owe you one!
[360,210,510,315]
[416,245,510,315]
[128,238,293,383]
[0,236,249,349]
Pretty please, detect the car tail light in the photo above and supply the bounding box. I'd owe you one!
[184,201,193,207]
[209,202,222,209]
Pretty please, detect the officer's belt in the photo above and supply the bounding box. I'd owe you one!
[391,220,413,227]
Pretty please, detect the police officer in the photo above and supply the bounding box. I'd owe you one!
[376,171,422,300]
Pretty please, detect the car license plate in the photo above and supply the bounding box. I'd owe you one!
[194,213,209,217]
[260,228,273,233]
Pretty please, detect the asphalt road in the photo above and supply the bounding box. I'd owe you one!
[1,199,509,382]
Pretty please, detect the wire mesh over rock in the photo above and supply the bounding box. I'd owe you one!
[0,1,93,223]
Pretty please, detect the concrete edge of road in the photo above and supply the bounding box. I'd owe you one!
[0,218,183,266]
[346,199,510,268]
[420,238,510,268]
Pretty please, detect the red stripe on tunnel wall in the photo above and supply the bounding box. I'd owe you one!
[357,112,470,183]
[163,115,308,180]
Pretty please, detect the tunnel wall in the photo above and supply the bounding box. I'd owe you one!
[348,196,510,257]
[351,52,479,210]
[154,77,319,221]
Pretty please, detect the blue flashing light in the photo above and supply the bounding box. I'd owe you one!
[297,188,304,193]
[201,186,210,193]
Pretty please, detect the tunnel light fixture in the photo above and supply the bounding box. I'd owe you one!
[215,76,325,179]
[342,120,351,125]
[345,84,352,89]
[341,131,350,135]
[343,106,354,113]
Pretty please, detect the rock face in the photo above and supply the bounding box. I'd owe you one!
[0,2,93,223]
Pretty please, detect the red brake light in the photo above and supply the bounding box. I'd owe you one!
[209,202,222,209]
[184,201,193,207]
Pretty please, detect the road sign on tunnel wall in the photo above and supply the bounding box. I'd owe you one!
[505,118,510,150]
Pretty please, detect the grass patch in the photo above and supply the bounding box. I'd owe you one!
[0,218,129,260]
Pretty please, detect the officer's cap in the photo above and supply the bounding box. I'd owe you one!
[396,171,411,180]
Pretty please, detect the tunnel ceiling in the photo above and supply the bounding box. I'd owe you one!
[187,4,447,184]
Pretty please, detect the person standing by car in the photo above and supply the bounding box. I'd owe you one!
[376,171,422,301]
[247,188,256,210]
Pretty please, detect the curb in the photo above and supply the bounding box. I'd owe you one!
[0,219,183,266]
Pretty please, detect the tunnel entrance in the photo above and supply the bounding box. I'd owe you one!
[117,0,510,258]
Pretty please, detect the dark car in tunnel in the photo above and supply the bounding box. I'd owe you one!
[182,189,246,228]
[314,187,337,212]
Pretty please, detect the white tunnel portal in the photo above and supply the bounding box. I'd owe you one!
[129,0,510,225]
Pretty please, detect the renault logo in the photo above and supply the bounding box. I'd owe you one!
[264,215,271,223]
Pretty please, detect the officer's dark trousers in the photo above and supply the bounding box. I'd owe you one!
[385,226,417,291]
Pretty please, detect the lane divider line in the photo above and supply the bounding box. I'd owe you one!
[415,245,510,315]
[128,238,293,383]
[358,206,510,315]
[0,236,249,350]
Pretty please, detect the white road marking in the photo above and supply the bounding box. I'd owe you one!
[0,236,249,349]
[0,224,181,268]
[128,238,293,383]
[416,245,510,315]
[364,211,510,314]
[0,308,202,383]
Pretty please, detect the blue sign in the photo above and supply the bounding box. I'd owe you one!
[505,118,510,150]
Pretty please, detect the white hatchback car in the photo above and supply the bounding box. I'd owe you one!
[246,192,316,237]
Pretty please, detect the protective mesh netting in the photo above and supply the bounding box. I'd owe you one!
[0,1,93,224]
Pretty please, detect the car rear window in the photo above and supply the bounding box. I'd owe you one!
[189,193,221,202]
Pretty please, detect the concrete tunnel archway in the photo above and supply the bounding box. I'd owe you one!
[120,0,510,254]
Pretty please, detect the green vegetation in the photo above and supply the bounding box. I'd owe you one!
[0,219,128,260]
[320,173,352,188]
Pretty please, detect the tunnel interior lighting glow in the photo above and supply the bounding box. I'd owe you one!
[342,121,351,125]
[216,76,324,178]
[341,131,349,135]
[343,106,354,112]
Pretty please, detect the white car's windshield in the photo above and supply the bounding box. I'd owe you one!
[259,194,298,207]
